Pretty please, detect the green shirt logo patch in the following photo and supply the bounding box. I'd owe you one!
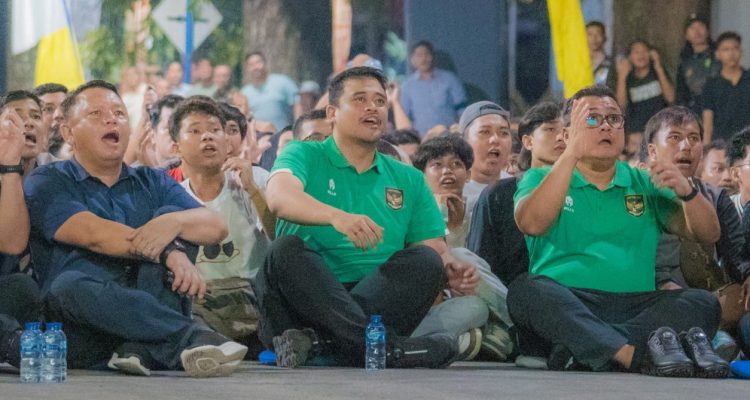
[625,194,645,217]
[385,187,404,210]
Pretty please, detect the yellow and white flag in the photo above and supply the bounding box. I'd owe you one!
[548,0,594,98]
[12,0,85,90]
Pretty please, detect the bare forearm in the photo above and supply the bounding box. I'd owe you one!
[515,152,577,235]
[267,175,340,226]
[681,195,721,243]
[702,110,713,143]
[246,185,276,239]
[391,102,412,130]
[55,212,138,259]
[0,175,29,254]
[655,67,675,104]
[169,208,228,245]
[616,78,628,113]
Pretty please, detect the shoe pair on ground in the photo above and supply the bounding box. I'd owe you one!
[643,326,729,378]
[108,330,247,378]
[272,328,458,369]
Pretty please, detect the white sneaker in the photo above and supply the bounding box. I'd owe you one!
[107,352,151,376]
[457,328,482,361]
[180,341,247,378]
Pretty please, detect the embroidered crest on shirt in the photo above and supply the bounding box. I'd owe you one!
[563,195,575,213]
[328,178,337,196]
[385,187,404,210]
[625,194,645,217]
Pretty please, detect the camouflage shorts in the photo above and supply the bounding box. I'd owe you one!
[192,277,260,340]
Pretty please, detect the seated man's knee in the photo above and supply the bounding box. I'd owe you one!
[679,288,721,321]
[265,235,307,272]
[1,274,40,301]
[406,245,443,277]
[48,271,97,301]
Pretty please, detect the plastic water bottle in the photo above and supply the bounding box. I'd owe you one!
[41,322,67,383]
[365,315,386,371]
[19,322,42,383]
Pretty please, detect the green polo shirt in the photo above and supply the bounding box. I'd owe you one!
[513,161,681,293]
[271,136,446,283]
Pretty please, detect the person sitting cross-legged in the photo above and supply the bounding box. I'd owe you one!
[23,80,247,377]
[509,85,728,378]
[255,67,480,368]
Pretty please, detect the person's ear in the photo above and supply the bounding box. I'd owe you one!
[521,135,533,151]
[647,142,657,163]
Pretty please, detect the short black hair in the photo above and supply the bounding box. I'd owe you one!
[716,31,742,47]
[60,80,120,120]
[517,101,561,171]
[703,138,728,157]
[150,94,184,128]
[169,96,226,142]
[383,129,421,146]
[245,51,265,63]
[729,127,750,166]
[33,83,68,97]
[627,39,651,55]
[411,40,434,56]
[292,109,328,139]
[412,134,474,172]
[585,21,606,34]
[0,90,42,111]
[561,85,619,127]
[644,106,703,144]
[328,67,387,107]
[219,102,247,139]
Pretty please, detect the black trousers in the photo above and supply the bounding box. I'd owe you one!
[0,273,42,334]
[254,235,445,364]
[507,274,721,371]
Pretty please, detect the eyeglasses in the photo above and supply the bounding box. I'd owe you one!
[585,113,625,129]
[203,242,235,260]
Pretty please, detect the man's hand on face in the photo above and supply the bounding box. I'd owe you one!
[128,214,182,261]
[165,250,206,300]
[330,210,384,251]
[222,156,256,193]
[445,259,480,296]
[0,109,26,165]
[564,98,595,162]
[649,157,693,197]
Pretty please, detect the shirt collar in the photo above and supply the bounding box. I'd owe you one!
[570,160,631,189]
[323,136,382,174]
[69,157,135,183]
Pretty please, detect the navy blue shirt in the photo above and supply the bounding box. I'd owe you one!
[24,159,201,293]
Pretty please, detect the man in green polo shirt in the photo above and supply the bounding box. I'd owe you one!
[254,66,479,368]
[509,85,727,378]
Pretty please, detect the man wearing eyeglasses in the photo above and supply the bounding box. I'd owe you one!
[509,86,726,378]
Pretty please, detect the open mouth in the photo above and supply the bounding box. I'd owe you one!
[599,138,613,145]
[675,157,692,167]
[440,176,456,186]
[102,131,120,144]
[23,132,37,145]
[201,143,217,154]
[361,116,381,128]
[487,148,501,158]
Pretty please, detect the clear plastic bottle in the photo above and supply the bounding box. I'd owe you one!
[365,315,386,371]
[41,322,66,383]
[19,322,42,383]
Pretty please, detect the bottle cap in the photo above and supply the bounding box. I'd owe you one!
[258,350,276,365]
[46,322,62,330]
[370,315,382,324]
[23,322,41,330]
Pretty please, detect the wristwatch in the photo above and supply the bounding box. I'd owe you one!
[159,239,187,265]
[0,164,23,175]
[678,178,699,202]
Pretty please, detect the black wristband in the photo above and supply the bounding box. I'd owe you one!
[679,184,699,202]
[0,164,23,175]
[159,239,187,265]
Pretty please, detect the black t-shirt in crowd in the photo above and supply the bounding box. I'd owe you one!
[702,69,750,142]
[625,68,668,133]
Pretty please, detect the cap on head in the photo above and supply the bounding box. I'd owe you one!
[458,101,510,135]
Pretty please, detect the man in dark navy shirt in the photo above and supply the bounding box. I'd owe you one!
[24,80,246,377]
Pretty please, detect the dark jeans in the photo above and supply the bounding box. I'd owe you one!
[254,235,445,364]
[739,313,750,357]
[507,274,721,371]
[44,261,200,370]
[0,273,42,333]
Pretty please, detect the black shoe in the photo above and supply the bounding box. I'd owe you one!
[642,327,694,378]
[547,344,589,371]
[272,328,320,368]
[680,327,729,379]
[387,333,458,369]
[0,328,21,368]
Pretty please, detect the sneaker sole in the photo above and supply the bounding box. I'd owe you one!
[107,355,151,377]
[273,331,312,368]
[695,364,730,379]
[180,342,248,378]
[642,362,694,378]
[457,329,482,361]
